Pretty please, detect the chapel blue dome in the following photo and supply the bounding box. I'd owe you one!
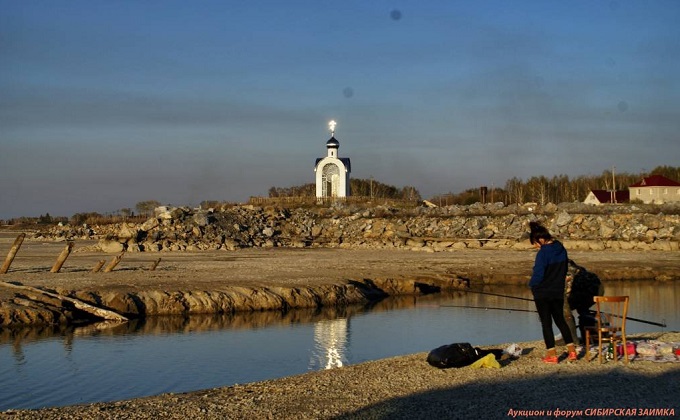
[326,137,340,148]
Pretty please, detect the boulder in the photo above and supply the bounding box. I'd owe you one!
[99,239,125,253]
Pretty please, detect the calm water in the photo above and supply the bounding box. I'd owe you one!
[1,282,678,411]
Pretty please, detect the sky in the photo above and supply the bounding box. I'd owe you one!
[1,0,679,219]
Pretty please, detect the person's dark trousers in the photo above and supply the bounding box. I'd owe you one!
[535,297,574,349]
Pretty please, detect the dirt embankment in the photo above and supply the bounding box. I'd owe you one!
[1,230,679,328]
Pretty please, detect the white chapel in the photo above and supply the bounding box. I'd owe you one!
[314,121,351,198]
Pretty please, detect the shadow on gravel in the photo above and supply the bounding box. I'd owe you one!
[336,368,680,419]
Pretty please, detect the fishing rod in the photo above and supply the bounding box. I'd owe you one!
[441,304,667,328]
[586,311,667,328]
[452,289,533,302]
[449,289,667,328]
[628,316,666,328]
[440,304,536,313]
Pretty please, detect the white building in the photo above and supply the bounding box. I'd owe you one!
[628,175,680,204]
[583,190,629,205]
[314,122,351,198]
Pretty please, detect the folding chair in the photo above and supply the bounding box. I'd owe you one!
[585,296,630,364]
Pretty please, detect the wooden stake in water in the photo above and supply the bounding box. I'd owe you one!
[1,233,26,274]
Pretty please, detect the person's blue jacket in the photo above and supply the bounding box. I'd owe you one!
[530,240,568,299]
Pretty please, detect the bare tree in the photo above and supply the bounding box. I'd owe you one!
[505,177,526,204]
[526,176,550,205]
[136,200,161,217]
[120,208,132,219]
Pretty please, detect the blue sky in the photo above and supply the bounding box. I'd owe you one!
[1,0,679,219]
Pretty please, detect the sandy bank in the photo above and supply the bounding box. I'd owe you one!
[1,233,679,327]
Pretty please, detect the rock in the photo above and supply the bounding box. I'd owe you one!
[99,239,125,253]
[645,230,657,243]
[555,211,572,227]
[140,218,159,232]
[117,224,138,240]
[406,238,424,248]
[652,240,673,251]
[599,223,616,239]
[154,206,173,220]
[432,241,454,251]
[588,241,606,251]
[192,212,210,227]
[127,243,142,252]
[223,239,239,251]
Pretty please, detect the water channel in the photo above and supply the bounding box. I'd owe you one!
[1,282,678,411]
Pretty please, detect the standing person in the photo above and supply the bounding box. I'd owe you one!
[563,263,580,346]
[567,260,605,343]
[528,221,577,364]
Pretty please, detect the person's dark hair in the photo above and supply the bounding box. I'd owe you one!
[529,221,552,245]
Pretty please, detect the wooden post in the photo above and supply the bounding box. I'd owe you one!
[103,252,124,273]
[1,233,26,274]
[50,242,74,273]
[91,260,106,273]
[149,258,162,271]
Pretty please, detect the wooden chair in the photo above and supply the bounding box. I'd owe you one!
[585,296,630,364]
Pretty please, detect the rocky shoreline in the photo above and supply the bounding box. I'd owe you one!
[35,202,680,253]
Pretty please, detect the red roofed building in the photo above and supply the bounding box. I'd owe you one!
[583,190,630,205]
[628,175,680,204]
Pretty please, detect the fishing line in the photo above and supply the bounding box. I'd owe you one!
[453,288,533,302]
[448,289,667,327]
[440,304,666,327]
[440,304,536,313]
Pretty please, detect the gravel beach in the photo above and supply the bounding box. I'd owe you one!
[3,332,679,419]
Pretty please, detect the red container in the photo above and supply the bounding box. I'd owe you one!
[616,342,636,356]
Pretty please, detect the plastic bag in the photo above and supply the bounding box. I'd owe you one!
[469,353,500,369]
[503,343,522,358]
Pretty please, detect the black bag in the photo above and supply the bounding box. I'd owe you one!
[426,343,480,368]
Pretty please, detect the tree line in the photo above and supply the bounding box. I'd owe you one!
[268,178,422,201]
[1,201,163,226]
[430,165,680,206]
[3,166,677,226]
[270,166,678,206]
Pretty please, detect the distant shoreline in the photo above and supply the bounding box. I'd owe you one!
[1,230,679,328]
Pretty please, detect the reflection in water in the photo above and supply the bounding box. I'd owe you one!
[1,283,675,350]
[0,283,677,411]
[2,283,674,351]
[1,305,368,348]
[310,318,349,369]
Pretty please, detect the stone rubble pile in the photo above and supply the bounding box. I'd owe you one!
[37,202,680,253]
